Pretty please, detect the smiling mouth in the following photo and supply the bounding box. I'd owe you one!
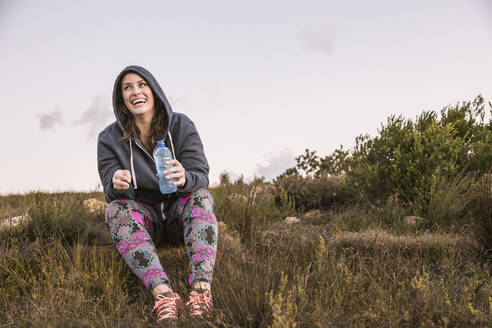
[131,99,147,106]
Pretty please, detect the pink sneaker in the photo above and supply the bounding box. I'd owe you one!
[153,292,183,324]
[186,289,213,317]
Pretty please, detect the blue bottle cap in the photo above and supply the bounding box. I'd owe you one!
[157,140,165,148]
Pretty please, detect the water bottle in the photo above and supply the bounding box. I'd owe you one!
[153,140,177,194]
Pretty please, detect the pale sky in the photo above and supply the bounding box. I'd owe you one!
[1,0,491,194]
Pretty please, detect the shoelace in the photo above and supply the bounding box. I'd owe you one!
[186,290,212,316]
[153,294,180,322]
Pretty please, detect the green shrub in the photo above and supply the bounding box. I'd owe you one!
[346,95,490,205]
[277,96,491,212]
[420,171,479,229]
[273,148,353,211]
[274,173,348,211]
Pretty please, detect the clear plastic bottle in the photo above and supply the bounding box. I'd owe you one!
[153,140,177,194]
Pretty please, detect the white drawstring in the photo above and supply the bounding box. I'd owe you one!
[129,139,138,189]
[167,131,176,159]
[161,202,166,222]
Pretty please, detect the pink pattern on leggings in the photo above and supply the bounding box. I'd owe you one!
[188,273,194,286]
[190,207,216,225]
[192,247,216,264]
[141,268,169,288]
[180,194,192,205]
[132,211,151,231]
[132,211,144,226]
[116,232,148,257]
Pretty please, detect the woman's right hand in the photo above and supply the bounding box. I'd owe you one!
[112,169,132,191]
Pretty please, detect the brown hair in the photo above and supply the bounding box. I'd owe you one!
[115,75,168,151]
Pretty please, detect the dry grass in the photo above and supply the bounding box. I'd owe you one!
[0,183,491,327]
[332,228,460,248]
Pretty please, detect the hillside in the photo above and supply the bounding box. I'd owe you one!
[0,181,491,327]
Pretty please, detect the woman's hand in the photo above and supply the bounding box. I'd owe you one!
[113,169,132,191]
[159,160,186,187]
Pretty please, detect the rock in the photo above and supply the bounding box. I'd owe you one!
[83,198,107,214]
[404,216,424,226]
[221,231,240,247]
[284,216,300,224]
[304,209,321,218]
[227,193,248,203]
[218,221,228,233]
[0,213,31,230]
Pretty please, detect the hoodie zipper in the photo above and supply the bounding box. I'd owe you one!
[133,138,156,162]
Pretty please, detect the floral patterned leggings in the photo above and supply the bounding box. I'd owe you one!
[104,188,218,291]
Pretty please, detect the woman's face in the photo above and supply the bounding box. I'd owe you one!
[121,72,155,120]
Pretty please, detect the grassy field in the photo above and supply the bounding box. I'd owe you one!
[0,181,491,327]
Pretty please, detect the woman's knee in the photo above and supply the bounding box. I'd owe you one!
[191,188,215,212]
[104,199,129,226]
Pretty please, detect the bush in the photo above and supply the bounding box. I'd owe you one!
[273,148,353,211]
[421,171,479,229]
[277,96,491,211]
[274,174,348,211]
[346,95,491,205]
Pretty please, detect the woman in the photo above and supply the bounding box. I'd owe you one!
[97,65,218,324]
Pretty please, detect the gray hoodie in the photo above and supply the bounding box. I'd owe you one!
[97,65,209,206]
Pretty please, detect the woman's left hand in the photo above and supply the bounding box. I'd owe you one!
[163,159,186,187]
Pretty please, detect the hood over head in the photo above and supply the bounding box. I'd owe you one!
[112,65,173,136]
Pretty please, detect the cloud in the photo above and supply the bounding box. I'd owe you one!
[39,107,63,130]
[255,148,296,181]
[300,26,334,55]
[74,95,113,136]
